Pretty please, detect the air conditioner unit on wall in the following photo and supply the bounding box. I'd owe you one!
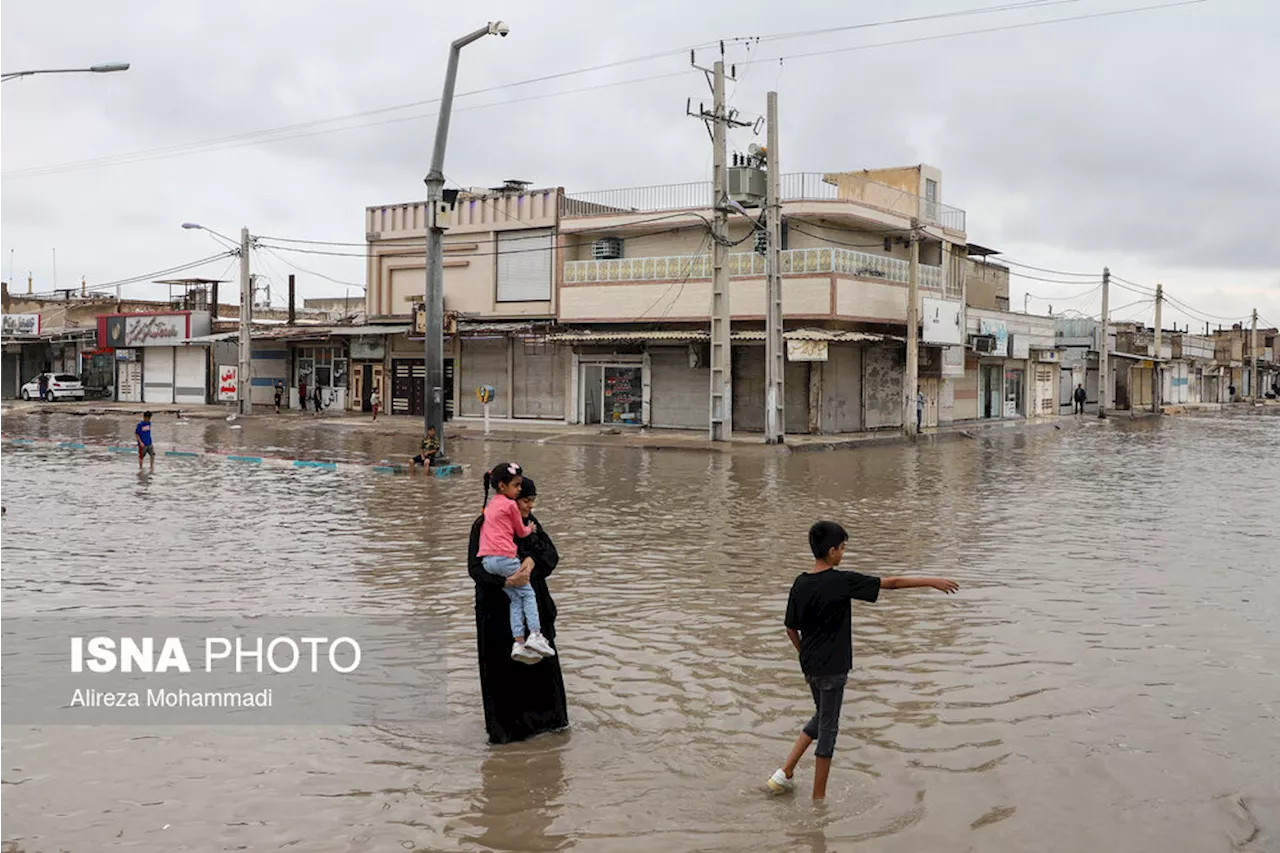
[593,237,623,260]
[971,335,996,354]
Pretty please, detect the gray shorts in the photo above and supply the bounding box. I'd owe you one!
[802,673,848,759]
[138,444,155,458]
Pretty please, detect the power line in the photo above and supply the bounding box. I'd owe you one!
[992,256,1100,278]
[1024,282,1102,303]
[27,251,236,297]
[256,245,365,290]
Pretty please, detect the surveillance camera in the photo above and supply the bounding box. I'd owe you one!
[489,20,509,37]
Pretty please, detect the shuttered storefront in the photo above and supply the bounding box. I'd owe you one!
[513,341,565,419]
[460,339,508,417]
[731,345,810,433]
[173,347,207,405]
[142,347,175,404]
[649,346,707,429]
[496,230,553,303]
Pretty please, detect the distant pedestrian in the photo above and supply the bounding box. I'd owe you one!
[37,373,49,402]
[915,390,925,432]
[1229,384,1236,402]
[274,380,284,414]
[135,410,155,472]
[410,426,440,471]
[765,521,959,800]
[312,385,324,417]
[370,387,381,422]
[299,379,308,411]
[1073,383,1087,415]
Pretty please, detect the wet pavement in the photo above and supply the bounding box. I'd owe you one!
[1,409,1278,852]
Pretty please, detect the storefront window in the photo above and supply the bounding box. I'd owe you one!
[295,346,347,387]
[581,363,643,425]
[1004,368,1025,418]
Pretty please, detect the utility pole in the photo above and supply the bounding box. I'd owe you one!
[423,22,504,463]
[1250,308,1259,405]
[903,219,920,436]
[763,90,784,445]
[238,227,252,415]
[690,52,749,441]
[287,274,296,325]
[1152,283,1162,414]
[1098,267,1110,419]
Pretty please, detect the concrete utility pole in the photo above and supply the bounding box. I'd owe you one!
[239,227,252,415]
[1152,283,1163,414]
[424,21,508,463]
[763,90,784,445]
[903,219,920,436]
[1098,267,1110,419]
[708,59,732,441]
[1250,308,1259,404]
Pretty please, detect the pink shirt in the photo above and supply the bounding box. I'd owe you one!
[477,494,533,559]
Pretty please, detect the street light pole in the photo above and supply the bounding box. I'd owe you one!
[2,62,129,82]
[424,21,507,462]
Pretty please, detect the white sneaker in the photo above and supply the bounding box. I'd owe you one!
[511,642,541,665]
[766,768,794,795]
[525,632,556,658]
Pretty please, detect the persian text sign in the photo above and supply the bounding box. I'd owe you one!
[217,365,238,401]
[124,314,186,346]
[2,314,41,337]
[786,339,829,362]
[978,318,1009,357]
[2,616,446,725]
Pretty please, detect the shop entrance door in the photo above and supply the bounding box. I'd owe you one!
[980,364,1001,419]
[581,364,643,426]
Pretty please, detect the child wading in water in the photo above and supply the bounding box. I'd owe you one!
[478,462,556,664]
[767,520,959,799]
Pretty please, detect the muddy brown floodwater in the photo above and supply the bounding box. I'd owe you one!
[2,410,1278,852]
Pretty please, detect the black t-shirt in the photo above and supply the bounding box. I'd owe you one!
[785,569,881,676]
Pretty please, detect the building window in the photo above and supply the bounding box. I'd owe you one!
[295,345,348,387]
[497,229,553,302]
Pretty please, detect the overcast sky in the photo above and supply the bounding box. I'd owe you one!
[2,0,1277,330]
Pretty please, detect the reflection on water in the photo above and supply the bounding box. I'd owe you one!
[2,411,1278,851]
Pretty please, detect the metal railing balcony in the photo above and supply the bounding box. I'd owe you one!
[564,246,953,294]
[562,172,966,233]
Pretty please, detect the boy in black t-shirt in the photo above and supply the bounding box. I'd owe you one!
[767,520,959,799]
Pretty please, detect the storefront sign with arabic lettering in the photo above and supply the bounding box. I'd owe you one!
[125,314,187,346]
[218,365,238,401]
[2,314,41,337]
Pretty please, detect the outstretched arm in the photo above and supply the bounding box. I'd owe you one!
[785,628,801,653]
[881,576,959,594]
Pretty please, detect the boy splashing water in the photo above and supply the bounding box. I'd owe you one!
[767,520,959,799]
[478,462,557,664]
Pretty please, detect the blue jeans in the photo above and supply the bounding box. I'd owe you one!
[482,556,541,640]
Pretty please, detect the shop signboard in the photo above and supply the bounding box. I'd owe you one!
[349,337,385,360]
[941,345,966,377]
[1,314,41,337]
[922,298,964,345]
[125,314,187,347]
[218,365,238,401]
[786,340,829,362]
[978,318,1009,357]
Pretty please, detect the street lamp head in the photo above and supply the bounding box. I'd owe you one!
[181,222,203,230]
[488,21,509,37]
[89,62,130,74]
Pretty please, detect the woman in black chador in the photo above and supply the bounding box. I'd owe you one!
[468,472,568,744]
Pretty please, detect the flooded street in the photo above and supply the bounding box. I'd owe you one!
[2,410,1278,852]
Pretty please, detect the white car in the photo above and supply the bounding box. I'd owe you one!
[21,373,86,401]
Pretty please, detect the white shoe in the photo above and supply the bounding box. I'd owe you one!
[525,633,556,658]
[766,768,794,795]
[511,642,541,665]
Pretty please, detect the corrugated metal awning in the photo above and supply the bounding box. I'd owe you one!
[327,325,412,336]
[547,328,901,344]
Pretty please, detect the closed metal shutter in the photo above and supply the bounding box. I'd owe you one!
[863,346,904,429]
[496,229,553,302]
[649,346,707,429]
[732,346,811,434]
[513,341,565,419]
[142,347,175,404]
[820,345,862,433]
[460,339,508,416]
[173,347,207,404]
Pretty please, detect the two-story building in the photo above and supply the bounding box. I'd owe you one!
[552,165,968,434]
[364,181,567,420]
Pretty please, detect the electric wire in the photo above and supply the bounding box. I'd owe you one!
[27,251,237,297]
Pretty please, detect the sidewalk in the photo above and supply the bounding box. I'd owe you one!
[0,399,1077,454]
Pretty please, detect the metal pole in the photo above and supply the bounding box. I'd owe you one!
[709,60,732,441]
[1098,267,1110,418]
[239,227,252,415]
[764,90,784,445]
[904,219,920,436]
[424,25,491,462]
[1152,283,1163,414]
[1250,308,1259,405]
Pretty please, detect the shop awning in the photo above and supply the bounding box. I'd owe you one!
[1108,350,1167,363]
[547,328,902,344]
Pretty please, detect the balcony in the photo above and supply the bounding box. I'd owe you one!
[564,246,956,297]
[561,172,966,233]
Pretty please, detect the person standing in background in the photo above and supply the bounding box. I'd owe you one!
[274,380,285,414]
[370,385,381,422]
[298,377,308,411]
